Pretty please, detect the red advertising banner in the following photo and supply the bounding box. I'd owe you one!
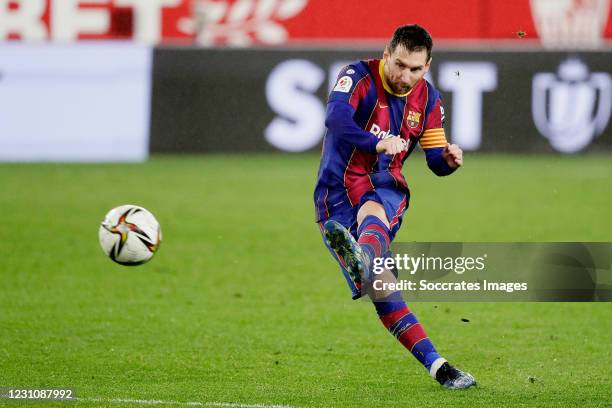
[192,0,612,47]
[0,0,192,43]
[1,0,611,46]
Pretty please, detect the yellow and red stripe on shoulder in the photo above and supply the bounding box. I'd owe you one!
[419,128,448,149]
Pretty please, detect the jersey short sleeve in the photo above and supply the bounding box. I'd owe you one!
[328,64,370,110]
[419,98,448,149]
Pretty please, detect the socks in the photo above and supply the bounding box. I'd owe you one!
[357,215,391,269]
[374,291,446,375]
[359,215,445,376]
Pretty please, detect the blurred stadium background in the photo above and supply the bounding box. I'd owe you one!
[1,1,611,407]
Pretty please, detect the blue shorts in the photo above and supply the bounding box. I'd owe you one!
[318,187,408,299]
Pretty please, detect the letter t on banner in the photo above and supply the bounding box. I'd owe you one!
[439,62,498,151]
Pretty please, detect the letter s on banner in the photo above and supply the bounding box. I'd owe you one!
[265,59,325,152]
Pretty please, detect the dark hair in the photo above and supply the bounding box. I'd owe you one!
[388,24,433,61]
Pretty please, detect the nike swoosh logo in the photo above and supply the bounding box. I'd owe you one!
[379,103,388,108]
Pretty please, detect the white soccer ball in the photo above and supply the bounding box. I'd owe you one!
[98,204,162,265]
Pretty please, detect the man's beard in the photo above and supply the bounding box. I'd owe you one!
[394,83,410,93]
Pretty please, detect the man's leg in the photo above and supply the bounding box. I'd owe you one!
[356,201,445,372]
[356,201,476,389]
[354,201,391,278]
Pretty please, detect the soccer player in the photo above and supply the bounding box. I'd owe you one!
[314,24,476,389]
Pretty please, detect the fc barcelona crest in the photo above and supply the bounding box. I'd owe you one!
[406,111,421,128]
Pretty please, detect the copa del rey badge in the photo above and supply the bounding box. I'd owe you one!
[406,111,421,128]
[532,58,611,153]
[334,76,353,93]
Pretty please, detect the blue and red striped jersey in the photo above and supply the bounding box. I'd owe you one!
[314,59,450,222]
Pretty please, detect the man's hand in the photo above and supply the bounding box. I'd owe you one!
[376,137,407,155]
[442,144,463,168]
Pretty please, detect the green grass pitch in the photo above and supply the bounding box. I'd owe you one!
[1,153,611,407]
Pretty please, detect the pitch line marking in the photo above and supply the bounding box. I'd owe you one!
[76,397,293,408]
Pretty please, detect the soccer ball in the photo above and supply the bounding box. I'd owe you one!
[98,204,162,265]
